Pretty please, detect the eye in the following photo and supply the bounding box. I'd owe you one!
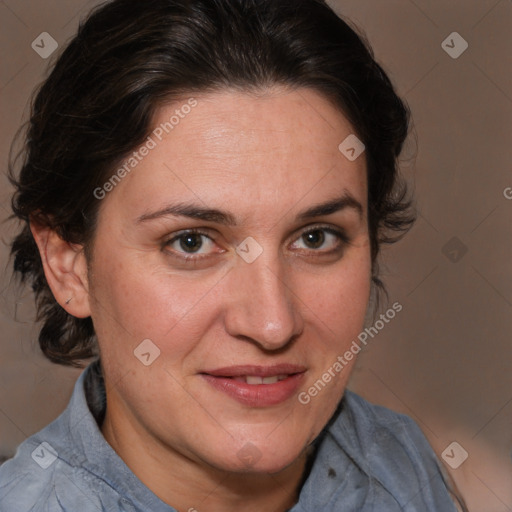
[290,226,348,253]
[164,229,218,257]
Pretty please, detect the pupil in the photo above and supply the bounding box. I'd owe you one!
[180,234,202,252]
[304,230,324,248]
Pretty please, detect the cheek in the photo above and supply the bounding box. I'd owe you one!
[295,259,370,438]
[303,254,371,333]
[88,246,220,353]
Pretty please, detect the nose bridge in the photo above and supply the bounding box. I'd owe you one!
[224,249,302,349]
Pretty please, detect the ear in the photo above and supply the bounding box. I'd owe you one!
[30,220,91,318]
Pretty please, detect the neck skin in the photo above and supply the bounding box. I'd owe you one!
[101,392,313,512]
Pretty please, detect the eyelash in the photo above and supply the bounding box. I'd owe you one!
[162,225,351,262]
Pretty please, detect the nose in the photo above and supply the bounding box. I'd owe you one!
[223,252,304,351]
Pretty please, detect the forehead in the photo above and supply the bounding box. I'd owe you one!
[154,87,359,161]
[103,87,367,223]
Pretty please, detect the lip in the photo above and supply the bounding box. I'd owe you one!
[200,364,307,407]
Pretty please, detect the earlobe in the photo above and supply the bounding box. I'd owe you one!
[29,220,91,319]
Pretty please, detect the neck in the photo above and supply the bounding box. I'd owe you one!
[101,399,312,512]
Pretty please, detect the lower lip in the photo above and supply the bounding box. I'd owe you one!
[201,373,305,407]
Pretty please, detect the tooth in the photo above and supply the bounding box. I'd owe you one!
[246,376,263,385]
[240,375,290,384]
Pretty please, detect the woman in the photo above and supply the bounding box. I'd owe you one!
[0,0,464,510]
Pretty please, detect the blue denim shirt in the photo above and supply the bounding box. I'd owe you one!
[0,362,457,511]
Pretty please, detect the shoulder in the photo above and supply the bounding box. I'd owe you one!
[0,365,112,512]
[338,390,442,473]
[327,390,458,510]
[340,390,440,465]
[0,428,103,512]
[340,389,432,448]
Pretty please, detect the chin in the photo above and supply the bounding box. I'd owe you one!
[206,440,306,475]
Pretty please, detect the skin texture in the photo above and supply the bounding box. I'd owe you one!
[31,87,372,512]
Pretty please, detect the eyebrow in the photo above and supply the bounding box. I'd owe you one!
[297,194,363,221]
[136,193,363,225]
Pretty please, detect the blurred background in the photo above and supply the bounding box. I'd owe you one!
[0,1,511,510]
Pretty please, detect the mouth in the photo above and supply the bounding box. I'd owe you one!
[200,364,306,407]
[231,374,289,384]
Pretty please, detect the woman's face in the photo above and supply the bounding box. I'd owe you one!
[87,87,371,474]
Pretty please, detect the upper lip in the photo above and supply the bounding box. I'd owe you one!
[201,364,307,378]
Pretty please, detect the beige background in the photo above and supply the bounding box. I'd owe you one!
[0,1,511,511]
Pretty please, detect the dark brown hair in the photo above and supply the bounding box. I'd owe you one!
[9,0,414,367]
